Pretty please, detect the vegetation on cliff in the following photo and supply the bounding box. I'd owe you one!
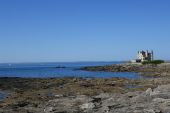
[142,60,165,65]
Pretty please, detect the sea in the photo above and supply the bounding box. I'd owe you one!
[0,61,144,79]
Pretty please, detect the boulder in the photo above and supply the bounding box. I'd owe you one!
[80,102,95,110]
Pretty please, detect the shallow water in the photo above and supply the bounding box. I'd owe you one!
[0,91,8,101]
[0,62,144,79]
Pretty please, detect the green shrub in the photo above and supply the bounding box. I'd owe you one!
[142,61,150,65]
[150,60,164,64]
[142,60,164,65]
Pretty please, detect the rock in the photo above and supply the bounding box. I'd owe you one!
[154,84,170,93]
[144,109,155,113]
[94,93,110,99]
[152,98,168,103]
[145,88,153,96]
[159,100,170,113]
[133,110,144,113]
[80,102,95,110]
[92,97,101,103]
[44,107,53,112]
[131,95,148,103]
[149,84,170,99]
[16,101,29,107]
[3,77,170,113]
[55,94,63,98]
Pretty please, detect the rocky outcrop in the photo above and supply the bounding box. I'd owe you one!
[41,84,170,113]
[45,85,170,113]
[82,63,170,77]
[1,84,170,113]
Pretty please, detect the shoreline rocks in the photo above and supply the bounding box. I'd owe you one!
[41,84,170,113]
[1,64,170,113]
[81,63,170,77]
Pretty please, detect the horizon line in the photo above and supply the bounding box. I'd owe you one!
[0,60,127,64]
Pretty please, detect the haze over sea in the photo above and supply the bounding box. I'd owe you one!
[0,61,143,79]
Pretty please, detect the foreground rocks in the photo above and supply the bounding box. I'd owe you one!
[36,84,170,113]
[46,84,170,113]
[0,76,170,113]
[2,83,170,113]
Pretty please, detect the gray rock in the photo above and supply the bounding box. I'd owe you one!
[80,102,95,110]
[44,107,53,112]
[20,84,170,113]
[145,88,153,96]
[143,109,155,113]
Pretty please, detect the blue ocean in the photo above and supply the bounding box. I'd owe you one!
[0,62,143,79]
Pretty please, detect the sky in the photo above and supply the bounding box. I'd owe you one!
[0,0,170,63]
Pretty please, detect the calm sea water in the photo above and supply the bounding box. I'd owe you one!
[0,62,143,79]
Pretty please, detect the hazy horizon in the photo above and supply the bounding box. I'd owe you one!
[0,60,125,64]
[0,0,170,63]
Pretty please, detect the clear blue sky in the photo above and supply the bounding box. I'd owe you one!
[0,0,170,63]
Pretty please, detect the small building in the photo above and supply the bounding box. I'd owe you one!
[131,50,154,63]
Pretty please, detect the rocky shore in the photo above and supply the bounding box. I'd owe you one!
[82,63,170,77]
[1,77,170,113]
[43,84,170,113]
[1,63,170,113]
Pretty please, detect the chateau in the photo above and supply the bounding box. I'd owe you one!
[131,50,154,63]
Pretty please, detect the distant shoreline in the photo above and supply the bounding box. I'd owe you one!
[81,63,170,77]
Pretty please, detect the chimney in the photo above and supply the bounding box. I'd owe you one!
[151,50,154,61]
